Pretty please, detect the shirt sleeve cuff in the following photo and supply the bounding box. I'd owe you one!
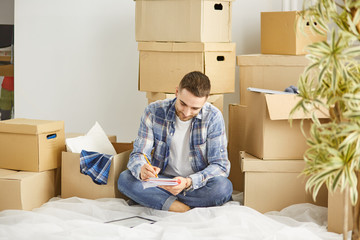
[131,164,143,181]
[187,173,204,190]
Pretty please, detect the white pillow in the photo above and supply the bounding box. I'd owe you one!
[65,121,117,155]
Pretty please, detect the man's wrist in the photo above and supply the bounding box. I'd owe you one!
[185,177,192,189]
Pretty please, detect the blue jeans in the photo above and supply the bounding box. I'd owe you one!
[118,170,233,211]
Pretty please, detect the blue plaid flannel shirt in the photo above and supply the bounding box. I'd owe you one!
[127,98,230,190]
[80,150,113,185]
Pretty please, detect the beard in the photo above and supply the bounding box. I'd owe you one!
[175,108,194,121]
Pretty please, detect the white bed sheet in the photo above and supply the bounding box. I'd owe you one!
[0,194,347,240]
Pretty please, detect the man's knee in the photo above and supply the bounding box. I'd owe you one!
[210,176,233,204]
[117,169,133,192]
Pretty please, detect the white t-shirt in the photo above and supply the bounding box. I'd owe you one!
[163,115,195,177]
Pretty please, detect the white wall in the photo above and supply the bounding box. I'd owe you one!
[15,0,143,141]
[14,0,287,142]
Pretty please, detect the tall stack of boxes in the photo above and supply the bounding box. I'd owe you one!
[134,0,236,114]
[0,118,65,211]
[228,11,328,213]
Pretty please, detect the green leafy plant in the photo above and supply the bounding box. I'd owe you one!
[290,0,360,239]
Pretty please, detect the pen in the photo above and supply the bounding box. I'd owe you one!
[143,154,158,178]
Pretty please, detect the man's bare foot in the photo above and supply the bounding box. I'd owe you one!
[168,200,190,213]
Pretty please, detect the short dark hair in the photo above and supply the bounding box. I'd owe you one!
[178,71,211,97]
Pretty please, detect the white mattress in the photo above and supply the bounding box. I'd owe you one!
[0,194,346,240]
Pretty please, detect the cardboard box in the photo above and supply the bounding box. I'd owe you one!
[327,173,360,234]
[61,142,133,199]
[246,91,327,160]
[135,0,233,43]
[227,104,247,191]
[146,92,224,114]
[237,54,309,105]
[0,118,65,172]
[138,42,236,94]
[261,11,327,55]
[240,152,328,213]
[328,190,352,234]
[0,168,56,211]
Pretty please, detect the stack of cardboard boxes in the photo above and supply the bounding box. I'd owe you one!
[134,0,237,114]
[228,11,328,213]
[0,118,134,209]
[0,118,65,211]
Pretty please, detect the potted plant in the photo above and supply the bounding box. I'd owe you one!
[290,0,360,239]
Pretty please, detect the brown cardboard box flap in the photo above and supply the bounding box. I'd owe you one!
[240,151,305,172]
[0,119,64,135]
[265,94,329,120]
[112,142,133,153]
[265,94,303,120]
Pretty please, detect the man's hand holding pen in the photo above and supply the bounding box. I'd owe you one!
[140,163,161,180]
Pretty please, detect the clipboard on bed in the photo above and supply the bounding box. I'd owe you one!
[105,216,156,228]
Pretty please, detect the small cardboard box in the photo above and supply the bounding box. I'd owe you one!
[146,92,224,114]
[0,118,65,172]
[240,152,328,213]
[236,54,309,105]
[261,11,327,55]
[135,0,233,43]
[327,172,360,234]
[138,42,236,94]
[246,91,327,160]
[61,142,133,199]
[0,168,56,211]
[227,104,247,191]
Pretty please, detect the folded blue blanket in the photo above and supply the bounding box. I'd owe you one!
[80,150,114,185]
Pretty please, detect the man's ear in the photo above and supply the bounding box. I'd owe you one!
[175,87,179,97]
